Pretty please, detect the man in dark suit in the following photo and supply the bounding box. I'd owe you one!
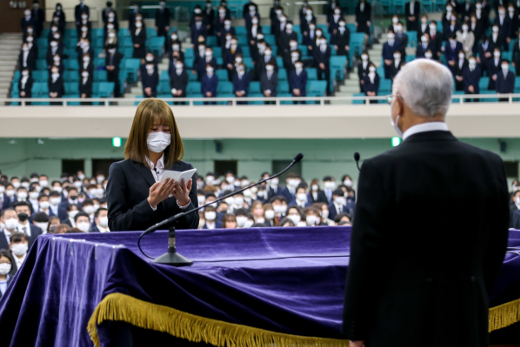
[463,57,481,102]
[279,22,298,55]
[382,32,400,78]
[495,5,512,50]
[21,9,36,39]
[343,59,509,347]
[427,22,443,60]
[290,61,307,103]
[233,64,250,100]
[314,38,331,94]
[155,1,171,37]
[13,202,43,248]
[476,34,493,74]
[89,208,110,233]
[105,44,123,97]
[191,16,207,48]
[405,0,420,31]
[496,60,515,100]
[334,21,350,57]
[445,34,463,64]
[260,62,278,104]
[202,66,218,103]
[31,0,44,38]
[79,70,93,105]
[488,48,502,90]
[75,0,90,27]
[513,33,520,76]
[355,0,371,35]
[18,69,33,102]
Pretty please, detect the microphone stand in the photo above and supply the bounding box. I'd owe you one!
[139,153,304,266]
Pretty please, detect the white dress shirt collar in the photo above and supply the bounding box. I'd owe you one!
[145,154,165,182]
[402,122,449,141]
[17,222,31,237]
[14,252,27,270]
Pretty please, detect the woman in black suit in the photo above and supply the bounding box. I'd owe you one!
[107,99,199,231]
[131,20,147,59]
[0,250,15,299]
[79,69,93,105]
[48,65,64,105]
[18,68,33,104]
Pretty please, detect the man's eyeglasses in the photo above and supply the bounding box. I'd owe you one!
[386,94,402,105]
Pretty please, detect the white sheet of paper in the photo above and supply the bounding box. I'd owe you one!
[159,168,197,184]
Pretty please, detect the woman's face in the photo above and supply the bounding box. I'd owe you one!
[288,208,300,217]
[253,206,264,217]
[224,220,237,229]
[0,256,10,266]
[149,122,170,134]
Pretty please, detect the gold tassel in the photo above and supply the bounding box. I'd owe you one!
[489,297,520,332]
[87,293,349,347]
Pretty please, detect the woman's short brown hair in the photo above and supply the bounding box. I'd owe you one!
[124,99,184,168]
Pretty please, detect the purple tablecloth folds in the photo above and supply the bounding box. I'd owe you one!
[0,226,519,347]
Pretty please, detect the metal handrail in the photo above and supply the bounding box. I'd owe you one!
[2,93,519,107]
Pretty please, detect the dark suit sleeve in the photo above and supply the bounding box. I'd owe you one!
[176,162,199,230]
[482,156,510,294]
[343,159,392,341]
[107,162,156,232]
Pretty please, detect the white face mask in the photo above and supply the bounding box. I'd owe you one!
[40,201,50,210]
[361,55,368,61]
[29,192,39,199]
[344,179,352,187]
[68,210,79,219]
[0,186,4,193]
[311,184,318,191]
[35,222,49,231]
[5,218,19,231]
[296,193,307,201]
[236,216,248,227]
[306,215,318,225]
[270,178,279,186]
[205,211,216,221]
[83,205,95,215]
[18,192,28,200]
[77,222,90,232]
[288,214,301,225]
[50,197,61,205]
[264,210,275,220]
[273,205,287,214]
[234,197,244,206]
[12,243,28,256]
[99,216,109,228]
[0,263,11,276]
[324,181,335,190]
[147,131,171,153]
[6,190,15,197]
[334,196,346,205]
[391,114,404,137]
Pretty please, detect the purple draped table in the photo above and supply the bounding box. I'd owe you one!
[0,226,519,347]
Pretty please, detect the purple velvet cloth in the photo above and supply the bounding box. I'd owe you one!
[0,226,518,347]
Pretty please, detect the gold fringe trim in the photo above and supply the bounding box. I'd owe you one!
[489,297,520,332]
[87,293,349,347]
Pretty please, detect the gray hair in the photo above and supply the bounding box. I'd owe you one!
[393,59,453,117]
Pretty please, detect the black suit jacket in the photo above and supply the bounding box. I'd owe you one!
[169,70,188,96]
[107,159,199,231]
[260,71,278,96]
[79,77,93,97]
[343,131,509,346]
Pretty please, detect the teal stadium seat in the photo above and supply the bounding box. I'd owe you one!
[160,70,169,82]
[330,56,347,80]
[277,81,290,93]
[158,81,170,94]
[306,68,317,80]
[249,81,261,94]
[149,36,165,56]
[217,81,233,94]
[63,70,80,82]
[187,82,201,94]
[307,80,327,96]
[124,59,141,82]
[216,69,228,80]
[278,69,287,81]
[94,70,107,82]
[353,93,366,104]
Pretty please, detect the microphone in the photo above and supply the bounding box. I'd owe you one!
[138,153,304,265]
[354,152,361,171]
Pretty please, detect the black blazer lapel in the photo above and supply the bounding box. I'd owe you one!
[131,161,156,188]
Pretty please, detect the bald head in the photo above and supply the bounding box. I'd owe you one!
[393,59,453,118]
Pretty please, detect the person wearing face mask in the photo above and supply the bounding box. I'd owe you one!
[427,22,443,59]
[289,60,307,103]
[88,208,110,233]
[405,0,420,31]
[140,61,158,98]
[167,32,183,55]
[416,33,432,58]
[260,61,278,103]
[224,39,241,79]
[76,11,91,38]
[279,173,300,205]
[388,51,404,80]
[233,63,250,101]
[76,38,93,67]
[9,233,30,272]
[0,250,15,298]
[456,21,475,58]
[417,15,430,43]
[214,6,230,42]
[382,32,400,79]
[21,10,36,39]
[128,3,142,32]
[103,2,118,25]
[0,209,19,250]
[48,191,62,217]
[3,184,17,209]
[307,179,328,204]
[247,16,263,48]
[301,6,316,38]
[334,20,350,57]
[244,3,260,33]
[279,21,298,54]
[256,45,278,80]
[105,44,123,97]
[363,63,379,103]
[507,5,519,38]
[48,65,64,105]
[488,48,503,90]
[75,0,90,27]
[73,212,91,233]
[13,201,43,247]
[496,59,515,100]
[284,44,301,72]
[18,68,33,103]
[52,3,66,31]
[291,185,311,208]
[463,55,481,102]
[169,61,188,103]
[104,29,118,49]
[107,99,198,231]
[32,212,50,233]
[155,1,171,38]
[327,7,344,43]
[357,51,371,92]
[27,188,40,212]
[513,32,520,76]
[445,33,463,66]
[443,14,461,39]
[46,40,63,70]
[314,37,332,94]
[494,5,512,51]
[202,205,222,230]
[345,59,509,347]
[78,69,93,104]
[355,0,371,47]
[451,50,467,91]
[191,15,208,49]
[19,43,36,72]
[63,204,80,227]
[132,20,147,59]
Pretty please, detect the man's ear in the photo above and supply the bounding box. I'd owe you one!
[395,96,404,119]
